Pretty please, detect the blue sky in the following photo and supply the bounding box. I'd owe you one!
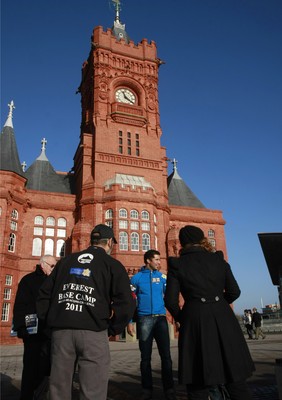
[1,0,282,314]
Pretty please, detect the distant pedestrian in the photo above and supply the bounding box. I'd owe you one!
[243,309,254,339]
[37,224,135,400]
[252,307,266,340]
[127,250,176,400]
[13,254,56,400]
[164,225,255,400]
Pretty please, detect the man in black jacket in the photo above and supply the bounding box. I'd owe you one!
[13,254,56,400]
[36,224,135,400]
[252,307,266,339]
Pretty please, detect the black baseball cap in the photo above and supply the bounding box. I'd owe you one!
[91,224,117,244]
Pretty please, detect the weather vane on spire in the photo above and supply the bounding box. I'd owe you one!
[112,0,121,22]
[4,100,16,128]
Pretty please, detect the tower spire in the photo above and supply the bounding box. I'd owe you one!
[111,0,129,43]
[4,100,15,128]
[112,0,121,23]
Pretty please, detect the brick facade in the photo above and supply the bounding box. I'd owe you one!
[0,18,226,344]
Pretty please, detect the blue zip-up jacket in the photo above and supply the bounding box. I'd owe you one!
[130,267,167,316]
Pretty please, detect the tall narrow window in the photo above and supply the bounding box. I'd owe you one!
[32,238,42,256]
[142,233,150,252]
[5,275,12,285]
[8,233,16,252]
[56,240,65,257]
[45,239,54,255]
[131,232,139,251]
[1,303,10,322]
[4,288,11,300]
[119,232,128,251]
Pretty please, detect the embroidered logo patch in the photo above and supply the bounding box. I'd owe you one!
[70,268,91,277]
[78,253,94,264]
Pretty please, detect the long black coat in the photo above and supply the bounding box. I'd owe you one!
[164,247,255,386]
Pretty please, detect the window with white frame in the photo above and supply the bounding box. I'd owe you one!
[131,232,139,251]
[130,210,139,219]
[119,232,128,251]
[105,209,113,219]
[56,240,65,257]
[4,288,11,300]
[141,222,150,231]
[105,220,113,228]
[8,233,16,252]
[35,216,44,225]
[5,275,12,286]
[45,238,54,255]
[10,220,17,231]
[46,217,55,226]
[1,303,10,322]
[32,238,42,256]
[119,220,128,229]
[33,216,67,257]
[130,221,139,230]
[11,209,18,220]
[142,233,150,251]
[208,229,215,238]
[34,227,43,236]
[209,238,216,248]
[119,208,127,218]
[141,210,149,220]
[58,217,67,227]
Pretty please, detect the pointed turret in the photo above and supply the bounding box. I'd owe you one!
[0,101,24,176]
[167,158,205,208]
[25,138,72,193]
[111,0,130,43]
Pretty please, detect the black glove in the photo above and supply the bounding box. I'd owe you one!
[17,326,29,339]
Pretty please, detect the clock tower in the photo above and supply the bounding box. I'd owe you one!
[73,1,170,270]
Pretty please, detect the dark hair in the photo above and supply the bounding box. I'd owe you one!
[144,249,160,264]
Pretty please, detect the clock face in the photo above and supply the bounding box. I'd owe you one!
[115,88,136,105]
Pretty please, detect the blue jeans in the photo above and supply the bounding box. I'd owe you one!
[137,315,174,391]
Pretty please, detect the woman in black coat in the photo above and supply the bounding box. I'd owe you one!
[164,225,254,400]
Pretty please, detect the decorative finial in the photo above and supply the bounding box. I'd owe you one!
[171,158,178,172]
[4,100,16,128]
[21,161,27,172]
[41,137,47,151]
[112,0,121,23]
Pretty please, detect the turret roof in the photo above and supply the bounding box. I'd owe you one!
[167,159,205,208]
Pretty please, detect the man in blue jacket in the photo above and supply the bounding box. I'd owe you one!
[127,250,175,400]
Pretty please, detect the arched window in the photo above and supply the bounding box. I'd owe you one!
[11,209,18,220]
[142,233,150,252]
[119,232,128,251]
[208,229,215,238]
[34,215,44,225]
[130,210,139,219]
[131,232,139,251]
[46,217,55,226]
[56,240,65,257]
[119,208,127,218]
[141,210,149,220]
[44,238,54,255]
[8,233,16,252]
[58,217,67,227]
[32,238,42,256]
[105,209,113,219]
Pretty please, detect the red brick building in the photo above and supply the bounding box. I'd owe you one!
[0,4,226,344]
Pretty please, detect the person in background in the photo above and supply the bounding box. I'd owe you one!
[13,254,56,400]
[127,250,176,400]
[37,224,135,400]
[243,309,254,339]
[164,225,255,400]
[252,307,266,340]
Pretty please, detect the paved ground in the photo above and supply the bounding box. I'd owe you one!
[1,333,281,399]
